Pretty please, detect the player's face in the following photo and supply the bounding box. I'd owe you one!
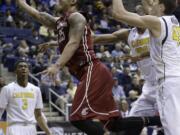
[15,62,29,77]
[142,0,161,16]
[151,0,162,15]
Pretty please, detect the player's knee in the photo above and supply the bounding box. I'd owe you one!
[105,118,122,132]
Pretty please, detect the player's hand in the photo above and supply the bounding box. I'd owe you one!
[42,64,60,80]
[38,43,50,53]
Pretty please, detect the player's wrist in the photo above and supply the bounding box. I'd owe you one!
[54,63,62,70]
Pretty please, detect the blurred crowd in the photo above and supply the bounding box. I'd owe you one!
[0,0,180,116]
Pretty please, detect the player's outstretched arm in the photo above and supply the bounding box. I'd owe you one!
[93,29,129,44]
[38,41,58,53]
[112,0,161,38]
[16,0,56,29]
[38,29,129,52]
[119,50,150,62]
[35,109,52,135]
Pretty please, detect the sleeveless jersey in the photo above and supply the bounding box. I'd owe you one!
[56,12,97,79]
[150,15,180,80]
[0,82,43,124]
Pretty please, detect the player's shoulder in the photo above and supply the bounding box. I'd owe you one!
[27,83,40,91]
[69,12,86,23]
[71,12,84,17]
[3,82,16,89]
[0,82,16,93]
[161,15,179,25]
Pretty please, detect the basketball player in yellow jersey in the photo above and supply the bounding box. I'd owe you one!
[0,60,52,135]
[112,0,180,134]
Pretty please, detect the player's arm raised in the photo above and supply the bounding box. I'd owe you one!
[16,0,56,29]
[93,29,130,44]
[112,0,161,38]
[38,29,130,51]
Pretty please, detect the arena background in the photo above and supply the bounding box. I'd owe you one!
[0,0,180,135]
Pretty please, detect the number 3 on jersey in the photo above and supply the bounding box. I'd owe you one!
[22,98,28,110]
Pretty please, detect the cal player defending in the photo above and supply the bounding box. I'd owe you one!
[93,7,160,134]
[94,27,161,135]
[0,60,51,135]
[95,4,157,115]
[112,0,180,134]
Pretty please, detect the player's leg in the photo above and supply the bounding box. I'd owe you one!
[123,82,159,135]
[70,63,119,134]
[125,96,157,135]
[129,96,157,117]
[157,78,180,135]
[123,128,142,135]
[105,116,161,132]
[71,120,105,135]
[129,81,158,116]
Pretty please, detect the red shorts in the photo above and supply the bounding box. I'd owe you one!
[70,61,120,121]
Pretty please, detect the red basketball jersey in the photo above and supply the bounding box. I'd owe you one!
[56,12,98,80]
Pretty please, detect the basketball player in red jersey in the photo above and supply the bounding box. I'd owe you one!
[17,0,161,134]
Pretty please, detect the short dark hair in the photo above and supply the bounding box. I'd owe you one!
[14,59,29,70]
[159,0,177,14]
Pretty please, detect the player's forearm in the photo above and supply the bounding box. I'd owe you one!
[36,116,51,135]
[131,52,150,62]
[45,41,58,47]
[17,0,56,29]
[112,0,126,20]
[93,29,129,44]
[49,41,58,46]
[112,0,146,28]
[55,42,79,69]
[93,34,119,44]
[17,0,41,22]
